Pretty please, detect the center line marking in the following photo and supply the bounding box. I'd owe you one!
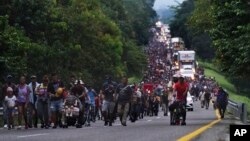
[177,109,221,141]
[147,119,152,122]
[17,133,49,138]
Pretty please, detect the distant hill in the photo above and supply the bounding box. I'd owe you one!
[156,8,174,24]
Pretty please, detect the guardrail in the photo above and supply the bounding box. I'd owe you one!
[227,99,248,124]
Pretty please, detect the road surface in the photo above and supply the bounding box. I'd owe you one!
[0,101,230,141]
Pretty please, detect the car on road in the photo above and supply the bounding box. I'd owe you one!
[186,91,194,111]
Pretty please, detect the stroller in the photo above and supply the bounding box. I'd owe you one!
[62,94,82,128]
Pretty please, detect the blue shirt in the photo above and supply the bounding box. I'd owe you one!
[87,90,95,106]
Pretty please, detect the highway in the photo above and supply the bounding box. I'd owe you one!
[0,101,230,141]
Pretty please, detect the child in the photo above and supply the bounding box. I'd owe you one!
[5,87,17,130]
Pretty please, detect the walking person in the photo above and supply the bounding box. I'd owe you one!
[161,89,169,116]
[199,89,205,108]
[1,75,17,128]
[27,75,40,128]
[85,85,96,126]
[17,76,30,129]
[4,87,17,130]
[204,89,211,109]
[102,77,116,126]
[36,75,50,129]
[116,77,133,126]
[47,73,64,128]
[216,87,228,119]
[173,77,189,125]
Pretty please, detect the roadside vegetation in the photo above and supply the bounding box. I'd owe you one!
[199,61,250,119]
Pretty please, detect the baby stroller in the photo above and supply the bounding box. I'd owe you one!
[62,94,82,128]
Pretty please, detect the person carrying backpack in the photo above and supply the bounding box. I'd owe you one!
[116,77,133,126]
[216,87,228,119]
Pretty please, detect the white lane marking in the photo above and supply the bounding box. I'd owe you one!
[17,133,49,138]
[147,119,152,122]
[156,117,161,119]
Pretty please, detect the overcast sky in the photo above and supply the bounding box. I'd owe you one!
[153,0,185,10]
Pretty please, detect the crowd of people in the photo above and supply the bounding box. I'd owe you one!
[0,24,229,130]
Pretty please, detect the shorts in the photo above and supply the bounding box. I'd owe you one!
[7,107,16,115]
[102,100,115,113]
[50,99,63,112]
[17,102,26,107]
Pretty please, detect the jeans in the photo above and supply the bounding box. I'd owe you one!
[162,102,168,115]
[117,102,130,124]
[37,100,49,126]
[84,104,95,124]
[27,102,38,127]
[102,100,115,123]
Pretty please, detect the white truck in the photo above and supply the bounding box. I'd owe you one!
[171,37,185,51]
[177,50,196,79]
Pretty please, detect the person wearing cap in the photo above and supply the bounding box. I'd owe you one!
[4,87,17,130]
[71,79,86,126]
[27,75,40,128]
[1,75,17,129]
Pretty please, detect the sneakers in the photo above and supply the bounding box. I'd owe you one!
[52,125,57,129]
[17,126,22,130]
[104,121,108,126]
[109,122,112,126]
[3,124,8,129]
[181,122,186,126]
[121,122,127,126]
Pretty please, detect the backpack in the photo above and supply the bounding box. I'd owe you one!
[217,90,228,103]
[118,85,130,101]
[204,92,210,100]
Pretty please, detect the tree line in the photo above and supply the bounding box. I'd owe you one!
[169,0,250,93]
[0,0,157,87]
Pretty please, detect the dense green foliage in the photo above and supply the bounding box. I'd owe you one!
[170,0,250,93]
[169,0,215,60]
[0,0,156,86]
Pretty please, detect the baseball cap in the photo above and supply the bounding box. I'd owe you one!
[30,75,37,79]
[7,75,12,79]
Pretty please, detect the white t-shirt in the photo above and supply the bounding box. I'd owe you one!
[5,95,17,108]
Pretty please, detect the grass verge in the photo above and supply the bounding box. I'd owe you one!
[199,61,250,120]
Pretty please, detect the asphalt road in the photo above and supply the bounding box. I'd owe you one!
[0,101,227,141]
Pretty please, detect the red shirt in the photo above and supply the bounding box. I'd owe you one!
[174,82,189,101]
